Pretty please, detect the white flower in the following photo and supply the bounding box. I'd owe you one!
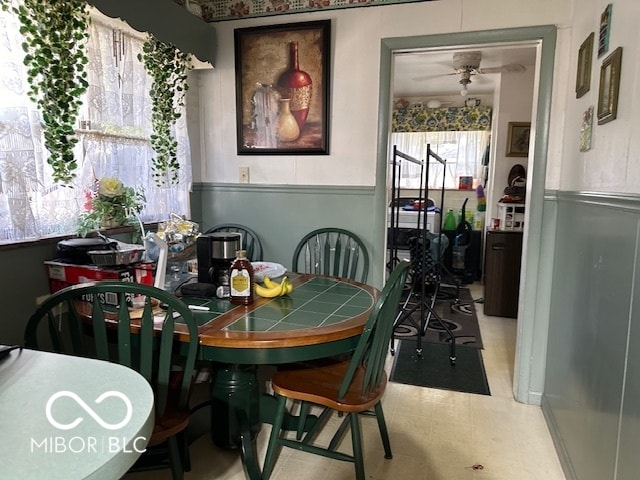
[98,177,124,197]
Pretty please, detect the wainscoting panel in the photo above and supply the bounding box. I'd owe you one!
[191,183,381,285]
[542,192,640,480]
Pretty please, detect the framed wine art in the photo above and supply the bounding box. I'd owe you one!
[234,20,331,155]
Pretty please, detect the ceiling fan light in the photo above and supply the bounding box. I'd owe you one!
[460,87,468,96]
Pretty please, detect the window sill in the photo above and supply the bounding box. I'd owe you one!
[0,223,160,252]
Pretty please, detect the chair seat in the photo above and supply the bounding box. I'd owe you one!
[272,360,387,413]
[149,407,191,447]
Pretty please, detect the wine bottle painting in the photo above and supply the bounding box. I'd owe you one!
[234,20,330,154]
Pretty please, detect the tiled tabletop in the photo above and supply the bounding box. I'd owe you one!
[179,274,377,352]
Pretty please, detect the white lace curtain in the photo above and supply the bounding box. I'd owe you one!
[0,6,191,243]
[390,131,489,190]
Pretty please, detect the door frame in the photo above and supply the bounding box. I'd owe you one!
[374,25,557,404]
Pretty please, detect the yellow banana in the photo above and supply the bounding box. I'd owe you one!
[263,276,278,289]
[255,281,284,298]
[254,276,294,298]
[281,276,294,294]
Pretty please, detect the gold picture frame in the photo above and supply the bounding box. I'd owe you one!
[506,122,531,157]
[597,46,622,125]
[576,32,594,98]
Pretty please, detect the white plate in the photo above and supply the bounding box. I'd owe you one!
[251,262,287,282]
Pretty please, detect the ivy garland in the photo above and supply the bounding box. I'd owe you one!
[138,36,192,185]
[1,0,90,184]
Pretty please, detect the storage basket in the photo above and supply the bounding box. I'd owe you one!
[497,203,525,231]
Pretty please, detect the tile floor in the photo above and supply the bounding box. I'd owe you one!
[125,283,567,480]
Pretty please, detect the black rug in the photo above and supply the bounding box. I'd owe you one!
[389,339,491,395]
[393,286,483,348]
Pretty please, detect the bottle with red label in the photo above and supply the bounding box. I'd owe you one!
[229,250,254,305]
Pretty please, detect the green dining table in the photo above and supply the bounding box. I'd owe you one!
[176,273,378,479]
[0,347,154,479]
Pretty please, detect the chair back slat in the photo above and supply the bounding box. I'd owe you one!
[116,293,133,367]
[138,298,154,381]
[292,228,370,283]
[65,301,86,355]
[337,261,409,400]
[25,281,200,418]
[205,223,264,261]
[331,233,342,276]
[91,300,110,361]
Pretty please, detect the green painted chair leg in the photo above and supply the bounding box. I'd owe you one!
[297,401,311,440]
[262,395,287,480]
[177,431,191,472]
[167,436,184,480]
[349,412,365,480]
[374,402,393,459]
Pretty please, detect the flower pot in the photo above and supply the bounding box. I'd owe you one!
[100,218,123,229]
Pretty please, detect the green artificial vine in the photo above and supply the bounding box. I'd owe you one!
[138,36,191,185]
[1,0,90,184]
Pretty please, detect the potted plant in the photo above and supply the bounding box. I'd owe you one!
[1,0,90,184]
[138,35,192,185]
[76,177,146,237]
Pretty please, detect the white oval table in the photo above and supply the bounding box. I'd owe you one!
[0,347,154,479]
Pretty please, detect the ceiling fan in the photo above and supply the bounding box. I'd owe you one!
[413,50,526,96]
[453,51,526,95]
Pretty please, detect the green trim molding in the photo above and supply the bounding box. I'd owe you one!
[392,105,492,132]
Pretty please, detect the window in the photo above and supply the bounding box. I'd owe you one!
[0,7,191,243]
[390,130,489,189]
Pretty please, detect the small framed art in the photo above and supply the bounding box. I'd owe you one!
[579,106,593,152]
[598,4,612,58]
[597,47,622,125]
[506,122,531,157]
[575,32,593,98]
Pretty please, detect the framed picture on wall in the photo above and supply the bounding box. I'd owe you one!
[598,4,612,58]
[506,122,531,157]
[575,32,594,98]
[234,20,331,155]
[597,47,622,125]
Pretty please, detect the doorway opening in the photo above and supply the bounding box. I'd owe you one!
[376,26,557,404]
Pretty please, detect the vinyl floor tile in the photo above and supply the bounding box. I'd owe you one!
[124,282,566,480]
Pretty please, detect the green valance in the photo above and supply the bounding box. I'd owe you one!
[392,105,492,132]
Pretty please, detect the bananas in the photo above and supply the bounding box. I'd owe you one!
[255,276,294,298]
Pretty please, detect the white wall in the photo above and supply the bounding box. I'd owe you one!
[194,0,572,187]
[559,0,640,194]
[486,67,535,222]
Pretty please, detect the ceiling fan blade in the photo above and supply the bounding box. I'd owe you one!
[477,64,526,74]
[411,72,457,82]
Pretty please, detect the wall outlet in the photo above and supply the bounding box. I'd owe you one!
[239,167,249,183]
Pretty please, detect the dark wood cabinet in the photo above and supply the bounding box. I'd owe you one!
[483,230,523,317]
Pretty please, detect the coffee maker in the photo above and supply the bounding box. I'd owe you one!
[196,232,241,296]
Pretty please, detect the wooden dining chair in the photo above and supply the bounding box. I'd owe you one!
[24,281,200,480]
[205,223,264,261]
[261,260,410,480]
[291,227,370,283]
